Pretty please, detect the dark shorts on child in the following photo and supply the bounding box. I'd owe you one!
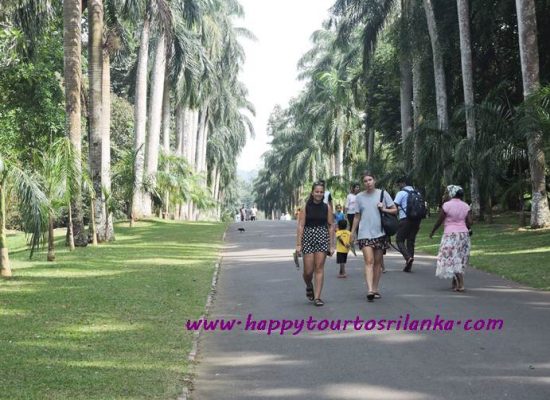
[336,252,348,264]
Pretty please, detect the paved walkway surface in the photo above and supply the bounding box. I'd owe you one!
[191,221,550,400]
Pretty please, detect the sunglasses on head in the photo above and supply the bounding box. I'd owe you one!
[313,181,325,186]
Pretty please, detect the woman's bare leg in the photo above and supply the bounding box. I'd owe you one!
[313,252,326,299]
[362,246,375,293]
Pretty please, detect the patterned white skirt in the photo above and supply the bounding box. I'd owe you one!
[302,226,329,254]
[436,232,471,279]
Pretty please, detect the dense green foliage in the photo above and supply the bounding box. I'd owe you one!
[253,0,550,225]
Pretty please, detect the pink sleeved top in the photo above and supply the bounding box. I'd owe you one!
[442,198,470,234]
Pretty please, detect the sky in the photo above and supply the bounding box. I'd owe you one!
[236,0,335,172]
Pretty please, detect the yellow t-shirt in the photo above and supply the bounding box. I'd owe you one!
[336,229,351,253]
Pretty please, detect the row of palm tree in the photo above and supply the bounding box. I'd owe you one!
[254,0,550,229]
[0,0,253,276]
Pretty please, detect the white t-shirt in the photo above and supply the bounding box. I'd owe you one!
[323,190,332,205]
[251,207,257,217]
[345,193,357,214]
[356,189,395,239]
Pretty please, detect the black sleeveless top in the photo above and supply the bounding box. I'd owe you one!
[305,200,328,227]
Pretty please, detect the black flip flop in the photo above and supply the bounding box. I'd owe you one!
[306,284,314,301]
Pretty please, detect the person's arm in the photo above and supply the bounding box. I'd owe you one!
[429,208,446,238]
[327,205,335,255]
[378,191,397,215]
[466,210,473,230]
[344,195,350,214]
[296,204,306,253]
[351,212,360,242]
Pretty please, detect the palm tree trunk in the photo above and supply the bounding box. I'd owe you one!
[195,107,207,171]
[101,48,114,241]
[202,124,209,173]
[143,33,167,216]
[456,0,481,220]
[132,4,151,222]
[189,109,200,219]
[63,0,87,247]
[67,201,75,250]
[412,57,422,170]
[175,103,184,156]
[400,56,413,170]
[88,0,105,241]
[422,0,449,133]
[162,72,170,219]
[515,0,550,228]
[400,0,413,171]
[47,214,55,262]
[0,183,11,278]
[336,126,344,180]
[367,129,375,165]
[90,197,98,246]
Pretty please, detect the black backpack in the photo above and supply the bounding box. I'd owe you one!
[404,188,427,220]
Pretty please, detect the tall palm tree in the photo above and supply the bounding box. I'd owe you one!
[515,0,550,228]
[456,0,481,218]
[131,0,152,223]
[63,0,87,246]
[88,0,105,241]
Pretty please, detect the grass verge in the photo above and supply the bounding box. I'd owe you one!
[0,219,227,400]
[415,213,550,290]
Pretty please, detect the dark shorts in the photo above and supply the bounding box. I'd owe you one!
[336,252,348,264]
[357,236,389,251]
[347,214,355,229]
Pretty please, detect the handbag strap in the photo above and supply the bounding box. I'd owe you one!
[378,189,386,233]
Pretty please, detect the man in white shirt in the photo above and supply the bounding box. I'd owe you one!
[344,183,360,229]
[250,204,258,221]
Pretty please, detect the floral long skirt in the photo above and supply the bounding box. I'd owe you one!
[435,232,471,279]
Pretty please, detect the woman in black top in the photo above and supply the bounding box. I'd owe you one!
[296,182,335,306]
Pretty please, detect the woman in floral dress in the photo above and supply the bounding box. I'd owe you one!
[429,185,473,292]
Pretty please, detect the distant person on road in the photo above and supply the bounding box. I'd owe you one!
[250,204,258,221]
[240,205,245,222]
[429,185,473,292]
[394,176,426,272]
[296,182,335,307]
[344,183,360,229]
[351,171,397,302]
[335,219,351,278]
[318,179,333,211]
[334,204,346,224]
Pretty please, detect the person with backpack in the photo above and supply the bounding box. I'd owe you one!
[393,176,427,272]
[351,171,397,302]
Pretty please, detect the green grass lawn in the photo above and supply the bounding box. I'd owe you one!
[415,213,550,290]
[0,219,227,400]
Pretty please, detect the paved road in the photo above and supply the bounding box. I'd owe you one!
[191,221,550,400]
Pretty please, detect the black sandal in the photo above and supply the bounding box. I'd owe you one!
[366,292,375,302]
[373,292,381,299]
[306,283,314,301]
[314,298,324,306]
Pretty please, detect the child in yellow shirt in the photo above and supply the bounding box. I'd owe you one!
[336,219,351,278]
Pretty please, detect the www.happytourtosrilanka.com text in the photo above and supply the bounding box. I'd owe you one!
[186,313,504,336]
